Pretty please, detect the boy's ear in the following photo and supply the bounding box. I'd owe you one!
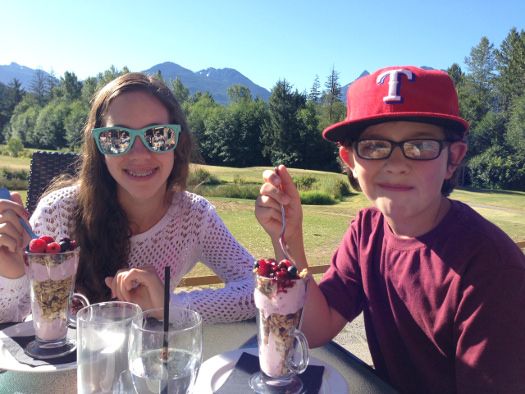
[446,141,468,178]
[339,146,357,177]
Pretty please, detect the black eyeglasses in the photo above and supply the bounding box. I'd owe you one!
[92,124,181,156]
[353,138,451,160]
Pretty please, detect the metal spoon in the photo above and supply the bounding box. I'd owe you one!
[0,187,38,239]
[278,203,290,261]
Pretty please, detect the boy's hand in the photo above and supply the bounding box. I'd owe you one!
[105,265,164,311]
[0,192,30,278]
[255,165,304,260]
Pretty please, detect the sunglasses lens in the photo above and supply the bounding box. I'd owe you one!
[98,129,131,155]
[144,126,178,152]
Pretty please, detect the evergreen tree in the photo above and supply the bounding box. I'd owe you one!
[506,94,525,153]
[227,85,252,103]
[495,28,525,112]
[308,75,321,103]
[30,70,51,105]
[81,77,98,104]
[261,79,306,166]
[171,78,190,105]
[58,71,83,101]
[0,79,25,140]
[447,63,464,86]
[321,67,344,126]
[464,37,497,113]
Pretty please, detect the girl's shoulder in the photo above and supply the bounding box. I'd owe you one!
[34,184,79,212]
[173,191,215,212]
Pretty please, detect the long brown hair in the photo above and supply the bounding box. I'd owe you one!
[72,72,193,302]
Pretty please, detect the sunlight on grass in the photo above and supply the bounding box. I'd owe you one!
[6,155,525,280]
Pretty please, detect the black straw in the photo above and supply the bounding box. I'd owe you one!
[162,266,170,394]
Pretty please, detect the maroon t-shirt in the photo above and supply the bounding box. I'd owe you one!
[319,200,525,394]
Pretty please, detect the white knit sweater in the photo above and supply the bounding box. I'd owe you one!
[0,186,256,323]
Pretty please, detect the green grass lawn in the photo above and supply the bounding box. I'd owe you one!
[4,155,525,279]
[0,155,30,170]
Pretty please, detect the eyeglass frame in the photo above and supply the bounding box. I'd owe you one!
[92,124,181,156]
[351,138,456,161]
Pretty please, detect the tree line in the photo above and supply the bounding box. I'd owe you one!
[0,27,524,190]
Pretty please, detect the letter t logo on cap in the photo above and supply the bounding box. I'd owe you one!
[376,69,414,103]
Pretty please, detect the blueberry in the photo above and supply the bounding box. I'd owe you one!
[287,265,298,277]
[59,239,71,252]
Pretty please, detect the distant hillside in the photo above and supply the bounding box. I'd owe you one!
[0,61,271,105]
[143,62,271,104]
[340,70,369,100]
[0,62,56,90]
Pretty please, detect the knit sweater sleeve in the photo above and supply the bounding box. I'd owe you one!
[0,186,77,323]
[174,199,256,324]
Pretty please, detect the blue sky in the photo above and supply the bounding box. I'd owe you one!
[1,0,523,92]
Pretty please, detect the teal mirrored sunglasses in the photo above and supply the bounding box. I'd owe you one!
[92,124,181,156]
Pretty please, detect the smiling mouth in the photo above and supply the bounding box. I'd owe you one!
[378,183,413,191]
[124,168,158,177]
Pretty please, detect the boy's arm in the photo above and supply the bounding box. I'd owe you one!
[301,279,348,347]
[255,165,347,346]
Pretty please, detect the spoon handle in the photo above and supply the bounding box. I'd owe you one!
[0,187,38,239]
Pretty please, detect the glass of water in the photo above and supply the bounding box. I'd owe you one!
[128,306,202,394]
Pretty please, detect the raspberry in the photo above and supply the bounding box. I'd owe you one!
[257,260,271,277]
[46,242,61,254]
[29,239,47,253]
[276,270,288,279]
[279,259,292,269]
[39,235,55,244]
[70,240,77,250]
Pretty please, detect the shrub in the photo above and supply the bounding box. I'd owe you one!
[188,168,221,187]
[6,137,24,157]
[293,175,318,191]
[299,191,336,205]
[467,147,525,190]
[318,177,352,200]
[233,175,249,185]
[0,168,29,190]
[196,184,260,199]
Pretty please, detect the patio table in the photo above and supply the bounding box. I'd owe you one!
[0,319,397,393]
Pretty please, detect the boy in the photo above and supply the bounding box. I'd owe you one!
[255,66,525,393]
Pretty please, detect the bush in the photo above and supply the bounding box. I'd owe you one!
[299,191,336,205]
[188,168,221,187]
[318,177,352,200]
[0,168,29,190]
[467,147,525,190]
[196,184,260,199]
[233,175,249,185]
[293,175,318,191]
[6,137,24,157]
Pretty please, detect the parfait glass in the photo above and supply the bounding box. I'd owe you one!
[250,274,309,394]
[128,306,203,394]
[24,249,88,359]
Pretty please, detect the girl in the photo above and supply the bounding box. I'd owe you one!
[0,73,255,323]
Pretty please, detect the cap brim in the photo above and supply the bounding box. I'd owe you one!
[323,113,469,142]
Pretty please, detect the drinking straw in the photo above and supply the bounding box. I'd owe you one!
[162,266,170,394]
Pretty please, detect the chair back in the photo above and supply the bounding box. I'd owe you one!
[27,151,80,214]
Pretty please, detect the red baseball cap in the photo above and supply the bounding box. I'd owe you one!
[323,66,469,142]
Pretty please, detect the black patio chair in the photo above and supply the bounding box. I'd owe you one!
[26,151,80,214]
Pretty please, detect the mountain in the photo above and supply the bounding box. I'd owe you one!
[0,62,56,90]
[340,70,369,100]
[0,61,271,105]
[143,62,271,104]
